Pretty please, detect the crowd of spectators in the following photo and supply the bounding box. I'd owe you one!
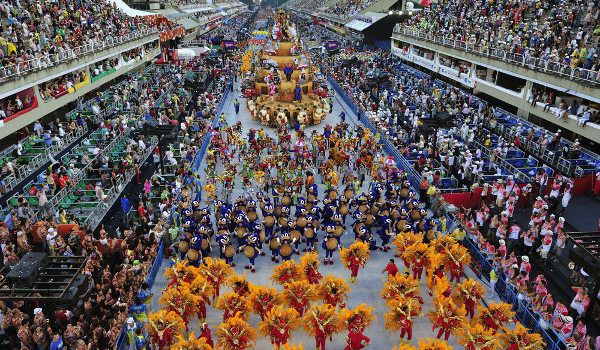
[321,0,373,19]
[0,91,35,122]
[0,0,180,81]
[0,53,234,349]
[39,70,88,101]
[321,48,600,347]
[401,0,600,78]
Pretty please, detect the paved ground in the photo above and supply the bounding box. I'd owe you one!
[150,80,501,349]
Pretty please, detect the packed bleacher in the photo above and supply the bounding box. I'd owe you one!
[320,48,600,348]
[398,0,600,83]
[321,0,374,19]
[0,0,182,81]
[0,52,235,348]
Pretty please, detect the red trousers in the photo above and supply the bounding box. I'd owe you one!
[400,326,412,340]
[316,336,326,350]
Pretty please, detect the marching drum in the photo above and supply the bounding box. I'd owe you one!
[410,209,421,221]
[224,245,235,258]
[290,230,301,241]
[187,249,199,261]
[344,189,354,199]
[247,212,258,222]
[297,217,307,228]
[244,246,256,258]
[365,214,374,226]
[334,226,343,237]
[304,227,315,239]
[396,219,407,232]
[236,227,247,238]
[282,196,292,206]
[339,204,348,215]
[264,216,275,227]
[201,239,209,250]
[269,238,281,250]
[178,241,189,253]
[328,189,338,200]
[278,217,288,226]
[326,238,338,250]
[280,244,292,257]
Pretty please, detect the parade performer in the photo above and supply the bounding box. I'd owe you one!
[322,225,338,265]
[171,331,213,350]
[165,260,198,289]
[447,244,471,283]
[428,296,466,341]
[294,84,302,101]
[180,275,215,324]
[145,310,183,350]
[499,323,546,350]
[340,304,377,333]
[455,323,499,350]
[452,278,486,319]
[316,274,351,309]
[215,313,257,350]
[215,291,251,321]
[258,305,301,349]
[227,272,253,297]
[302,304,342,350]
[404,242,429,281]
[384,297,422,344]
[300,251,322,284]
[392,231,422,274]
[159,287,202,331]
[279,230,295,262]
[281,280,316,317]
[270,259,303,285]
[238,233,262,272]
[248,285,280,321]
[474,302,515,332]
[339,241,371,285]
[217,233,236,266]
[199,257,234,303]
[380,273,424,305]
[344,326,370,350]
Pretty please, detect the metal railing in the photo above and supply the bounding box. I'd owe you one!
[0,28,159,83]
[393,26,600,87]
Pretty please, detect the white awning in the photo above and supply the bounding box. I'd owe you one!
[107,0,154,16]
[179,18,200,30]
[344,12,387,32]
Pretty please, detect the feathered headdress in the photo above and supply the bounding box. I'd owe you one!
[199,257,234,286]
[180,274,215,304]
[159,286,203,316]
[315,274,351,304]
[165,260,199,286]
[339,304,377,332]
[455,322,500,350]
[474,302,515,332]
[392,231,422,256]
[300,252,322,282]
[339,241,371,267]
[215,313,257,350]
[145,309,184,342]
[171,331,214,350]
[402,242,429,265]
[258,305,301,343]
[215,291,251,321]
[270,260,303,286]
[426,296,466,333]
[499,323,545,350]
[384,297,423,334]
[452,278,486,306]
[300,304,342,338]
[281,280,316,308]
[248,284,281,317]
[447,244,472,267]
[227,271,254,295]
[380,273,421,304]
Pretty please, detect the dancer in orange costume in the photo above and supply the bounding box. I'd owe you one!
[199,257,233,303]
[499,323,546,350]
[301,304,341,350]
[158,287,201,332]
[282,280,315,317]
[316,274,351,310]
[428,296,466,341]
[215,313,257,350]
[384,297,422,345]
[340,241,370,285]
[474,302,515,332]
[165,260,198,289]
[171,330,213,350]
[380,273,424,305]
[215,291,251,321]
[248,284,280,321]
[270,259,303,286]
[340,304,377,334]
[145,309,183,350]
[452,278,486,319]
[455,322,499,350]
[180,274,215,324]
[300,251,323,285]
[258,305,301,349]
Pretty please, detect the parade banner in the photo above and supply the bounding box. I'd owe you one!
[159,27,186,42]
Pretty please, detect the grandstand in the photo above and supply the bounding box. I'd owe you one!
[1,1,600,349]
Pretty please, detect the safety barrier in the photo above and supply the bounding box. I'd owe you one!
[446,215,568,350]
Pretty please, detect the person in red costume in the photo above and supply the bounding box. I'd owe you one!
[324,287,346,309]
[199,323,213,347]
[290,290,310,317]
[399,305,420,343]
[314,316,333,350]
[449,260,463,283]
[197,294,211,324]
[412,255,425,281]
[228,325,249,349]
[348,254,361,285]
[306,264,322,284]
[151,322,173,349]
[256,294,275,321]
[344,327,370,350]
[433,309,460,341]
[270,319,291,349]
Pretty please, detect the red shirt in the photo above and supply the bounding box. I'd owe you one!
[385,263,399,277]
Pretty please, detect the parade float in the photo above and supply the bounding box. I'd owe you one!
[244,11,330,127]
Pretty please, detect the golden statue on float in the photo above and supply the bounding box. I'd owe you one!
[246,10,330,127]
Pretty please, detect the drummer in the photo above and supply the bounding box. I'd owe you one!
[279,231,294,262]
[322,224,338,265]
[238,233,262,273]
[217,233,235,267]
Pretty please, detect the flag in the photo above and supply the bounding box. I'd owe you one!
[421,0,431,5]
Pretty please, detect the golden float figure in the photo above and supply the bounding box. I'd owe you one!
[246,11,330,127]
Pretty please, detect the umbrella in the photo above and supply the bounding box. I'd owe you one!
[295,140,306,148]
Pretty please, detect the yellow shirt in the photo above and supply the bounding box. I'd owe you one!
[451,228,466,241]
